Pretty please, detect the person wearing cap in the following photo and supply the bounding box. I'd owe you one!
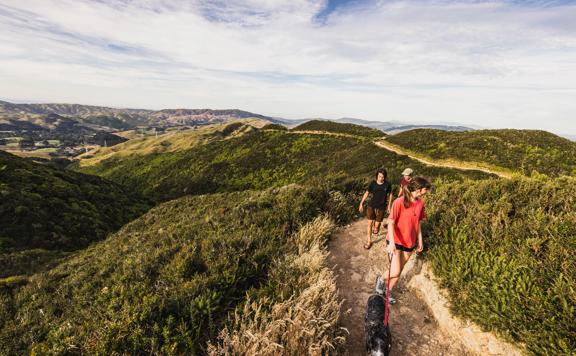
[398,168,413,197]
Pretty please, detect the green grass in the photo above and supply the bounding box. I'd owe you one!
[0,150,151,252]
[386,129,576,177]
[77,130,493,202]
[424,175,576,355]
[0,185,356,355]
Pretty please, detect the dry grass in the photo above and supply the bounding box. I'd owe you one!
[76,119,270,167]
[208,215,347,355]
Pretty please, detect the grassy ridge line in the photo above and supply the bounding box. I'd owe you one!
[375,139,513,179]
[209,216,346,355]
[289,130,371,140]
[76,130,494,202]
[76,121,260,168]
[424,175,576,355]
[292,120,385,138]
[386,128,576,177]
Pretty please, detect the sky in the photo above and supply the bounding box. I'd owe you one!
[1,0,576,135]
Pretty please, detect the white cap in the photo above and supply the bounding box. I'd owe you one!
[401,168,413,176]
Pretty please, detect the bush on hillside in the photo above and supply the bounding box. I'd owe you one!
[0,151,150,252]
[293,120,385,138]
[424,175,576,355]
[260,123,287,131]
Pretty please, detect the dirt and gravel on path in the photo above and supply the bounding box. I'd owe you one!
[328,220,470,356]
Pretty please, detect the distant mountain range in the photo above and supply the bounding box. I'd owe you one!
[6,99,572,141]
[0,100,477,134]
[0,100,280,129]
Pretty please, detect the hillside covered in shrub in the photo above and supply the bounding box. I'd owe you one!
[425,175,576,355]
[292,119,386,138]
[0,151,150,252]
[77,130,492,201]
[386,129,576,177]
[0,186,353,355]
[76,122,257,168]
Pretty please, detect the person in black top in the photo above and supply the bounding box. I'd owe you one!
[359,167,393,249]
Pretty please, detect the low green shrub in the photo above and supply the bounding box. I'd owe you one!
[0,151,151,252]
[0,185,356,355]
[424,175,576,355]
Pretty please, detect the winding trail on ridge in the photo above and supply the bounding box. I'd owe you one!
[328,221,469,355]
[284,128,511,354]
[373,140,512,179]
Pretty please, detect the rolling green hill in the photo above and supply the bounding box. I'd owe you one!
[0,150,150,253]
[425,175,576,355]
[75,122,256,169]
[0,186,351,355]
[76,129,493,201]
[2,119,573,355]
[386,129,576,177]
[292,119,386,138]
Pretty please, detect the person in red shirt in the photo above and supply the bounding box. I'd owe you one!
[386,176,431,304]
[397,167,413,197]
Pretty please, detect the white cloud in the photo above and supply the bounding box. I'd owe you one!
[0,0,575,134]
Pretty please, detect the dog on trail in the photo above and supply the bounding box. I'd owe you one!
[365,278,392,355]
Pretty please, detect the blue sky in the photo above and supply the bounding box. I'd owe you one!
[1,0,576,135]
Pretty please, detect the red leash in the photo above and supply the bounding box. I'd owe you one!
[384,252,393,327]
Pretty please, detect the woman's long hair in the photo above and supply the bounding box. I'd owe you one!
[401,176,432,208]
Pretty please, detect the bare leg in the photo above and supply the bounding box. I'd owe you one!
[366,219,375,246]
[373,221,381,235]
[388,249,403,291]
[388,250,413,291]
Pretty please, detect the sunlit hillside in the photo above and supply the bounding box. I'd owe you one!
[386,129,576,177]
[76,121,268,168]
[76,127,493,201]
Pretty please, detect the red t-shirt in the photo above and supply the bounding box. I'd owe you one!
[388,197,426,248]
[398,176,411,196]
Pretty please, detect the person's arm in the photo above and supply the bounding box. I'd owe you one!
[386,200,399,254]
[387,219,396,253]
[417,220,424,252]
[417,203,426,252]
[359,191,369,213]
[387,191,393,214]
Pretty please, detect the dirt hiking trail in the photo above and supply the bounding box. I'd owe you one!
[373,140,512,179]
[329,220,470,356]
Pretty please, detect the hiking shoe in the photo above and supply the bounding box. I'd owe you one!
[388,293,397,305]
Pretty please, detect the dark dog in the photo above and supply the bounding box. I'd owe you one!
[365,290,392,355]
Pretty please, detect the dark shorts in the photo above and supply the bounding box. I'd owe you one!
[366,206,386,222]
[386,240,416,252]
